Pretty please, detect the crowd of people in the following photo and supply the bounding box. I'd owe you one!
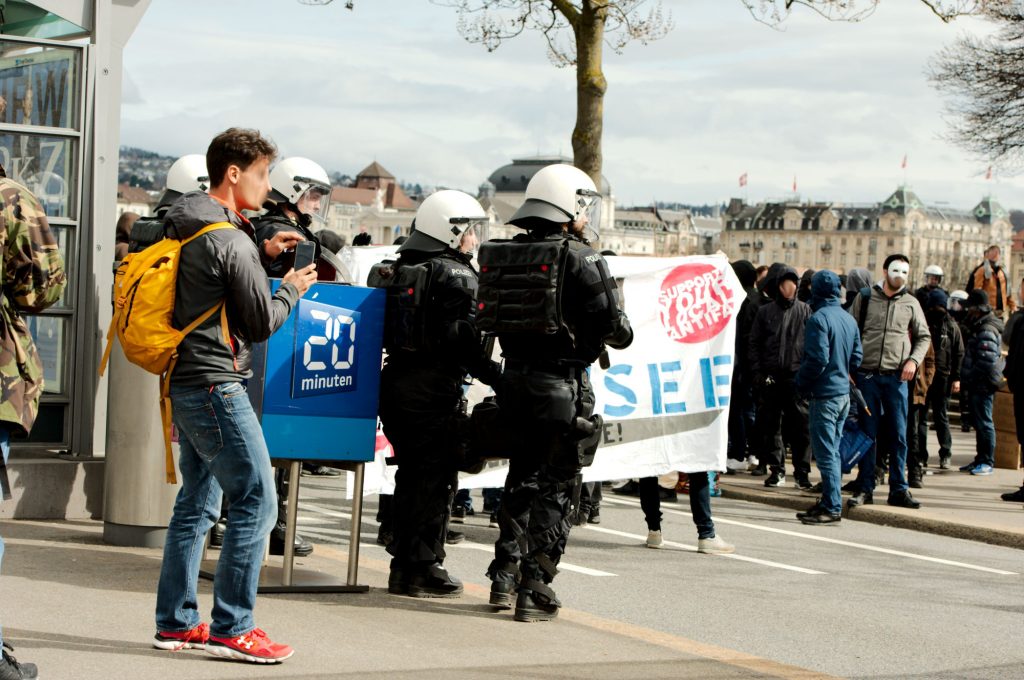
[721,247,1024,524]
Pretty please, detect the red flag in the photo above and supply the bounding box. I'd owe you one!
[739,172,748,187]
[792,176,797,192]
[986,166,993,180]
[901,154,907,169]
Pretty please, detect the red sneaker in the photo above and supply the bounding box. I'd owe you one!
[206,628,294,664]
[153,622,209,651]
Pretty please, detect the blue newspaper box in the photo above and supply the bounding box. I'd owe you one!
[248,281,385,462]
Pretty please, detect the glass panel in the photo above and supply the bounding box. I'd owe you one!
[24,401,65,445]
[0,133,76,218]
[0,40,80,129]
[47,224,73,309]
[25,315,66,394]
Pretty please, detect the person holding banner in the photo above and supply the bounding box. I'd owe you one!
[477,164,632,623]
[795,271,862,525]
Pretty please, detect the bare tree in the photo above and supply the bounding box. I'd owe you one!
[929,2,1024,169]
[741,0,984,25]
[434,1,671,188]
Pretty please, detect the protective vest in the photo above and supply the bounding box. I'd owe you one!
[367,259,435,354]
[476,238,569,336]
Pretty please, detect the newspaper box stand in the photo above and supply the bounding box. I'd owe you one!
[201,281,385,593]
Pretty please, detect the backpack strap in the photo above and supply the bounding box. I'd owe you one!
[181,221,234,245]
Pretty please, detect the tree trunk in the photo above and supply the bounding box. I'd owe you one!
[572,1,608,191]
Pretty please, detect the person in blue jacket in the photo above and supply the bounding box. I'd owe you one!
[795,271,863,524]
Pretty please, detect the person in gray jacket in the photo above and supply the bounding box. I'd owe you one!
[847,254,931,510]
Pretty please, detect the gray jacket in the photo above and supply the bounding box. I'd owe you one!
[849,283,931,373]
[166,191,300,387]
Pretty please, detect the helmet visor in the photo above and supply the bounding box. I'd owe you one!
[450,217,487,251]
[575,189,602,240]
[294,181,331,224]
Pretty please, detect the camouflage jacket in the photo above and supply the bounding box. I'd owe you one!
[0,177,67,437]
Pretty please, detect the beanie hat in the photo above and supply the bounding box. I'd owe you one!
[966,289,990,309]
[926,288,948,310]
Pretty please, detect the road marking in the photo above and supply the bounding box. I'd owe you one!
[602,495,1020,576]
[582,524,826,575]
[312,543,840,680]
[448,540,617,577]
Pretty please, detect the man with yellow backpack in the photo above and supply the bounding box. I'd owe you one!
[147,129,315,664]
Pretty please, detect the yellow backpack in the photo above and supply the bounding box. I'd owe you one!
[99,221,235,484]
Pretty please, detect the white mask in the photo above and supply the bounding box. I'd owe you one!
[887,261,909,285]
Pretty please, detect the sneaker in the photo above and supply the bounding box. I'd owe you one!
[697,535,735,555]
[793,473,813,491]
[939,456,952,470]
[841,479,860,493]
[153,622,210,651]
[908,469,923,489]
[799,511,841,525]
[1001,487,1024,502]
[646,529,663,549]
[726,458,748,472]
[301,462,341,477]
[489,511,500,528]
[588,507,601,524]
[450,506,467,524]
[206,628,294,664]
[745,455,759,470]
[0,644,37,680]
[445,529,465,544]
[209,519,226,548]
[764,471,785,488]
[750,465,768,477]
[970,464,994,476]
[847,490,873,508]
[959,462,979,472]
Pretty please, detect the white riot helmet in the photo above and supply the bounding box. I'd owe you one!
[949,289,968,312]
[268,157,332,224]
[509,163,602,239]
[399,190,487,253]
[159,154,209,209]
[924,264,944,283]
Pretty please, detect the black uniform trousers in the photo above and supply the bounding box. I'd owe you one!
[378,361,463,571]
[488,366,593,587]
[754,376,811,475]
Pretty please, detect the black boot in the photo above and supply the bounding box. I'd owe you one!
[908,467,923,489]
[269,522,314,557]
[490,580,515,609]
[514,580,561,623]
[388,566,409,595]
[407,563,463,598]
[0,644,37,680]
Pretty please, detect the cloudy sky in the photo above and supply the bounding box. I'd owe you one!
[120,1,1021,212]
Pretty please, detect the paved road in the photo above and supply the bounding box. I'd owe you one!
[297,476,1024,680]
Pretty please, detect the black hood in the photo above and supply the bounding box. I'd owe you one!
[731,260,757,291]
[759,262,789,299]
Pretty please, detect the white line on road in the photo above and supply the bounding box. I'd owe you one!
[448,540,617,577]
[582,524,826,575]
[601,494,1019,576]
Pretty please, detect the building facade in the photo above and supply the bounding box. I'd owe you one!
[720,186,1013,289]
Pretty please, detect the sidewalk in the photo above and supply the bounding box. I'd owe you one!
[720,423,1024,549]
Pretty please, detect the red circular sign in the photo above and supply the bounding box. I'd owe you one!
[658,263,735,343]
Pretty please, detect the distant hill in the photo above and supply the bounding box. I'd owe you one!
[118,146,175,190]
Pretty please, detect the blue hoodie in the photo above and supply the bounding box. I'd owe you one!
[796,270,863,398]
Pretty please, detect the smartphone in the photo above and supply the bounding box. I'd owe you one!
[293,240,317,271]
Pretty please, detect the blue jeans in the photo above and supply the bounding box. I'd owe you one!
[155,382,277,639]
[969,391,995,467]
[809,394,850,515]
[855,372,909,495]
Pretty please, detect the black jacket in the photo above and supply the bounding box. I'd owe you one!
[927,310,964,383]
[961,311,1005,395]
[166,192,300,387]
[385,248,499,386]
[1003,310,1024,392]
[495,232,632,367]
[749,266,811,381]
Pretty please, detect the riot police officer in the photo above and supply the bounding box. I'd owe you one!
[370,190,499,597]
[254,156,349,282]
[477,164,632,622]
[127,154,209,253]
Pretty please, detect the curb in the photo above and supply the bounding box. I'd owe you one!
[720,484,1024,551]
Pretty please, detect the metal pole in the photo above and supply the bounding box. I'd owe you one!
[282,460,301,587]
[347,462,365,586]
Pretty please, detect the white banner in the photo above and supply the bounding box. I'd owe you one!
[353,253,744,494]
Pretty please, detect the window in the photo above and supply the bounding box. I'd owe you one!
[887,237,895,247]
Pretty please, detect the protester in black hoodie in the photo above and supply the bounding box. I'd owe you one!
[920,289,963,472]
[727,260,758,470]
[749,266,812,488]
